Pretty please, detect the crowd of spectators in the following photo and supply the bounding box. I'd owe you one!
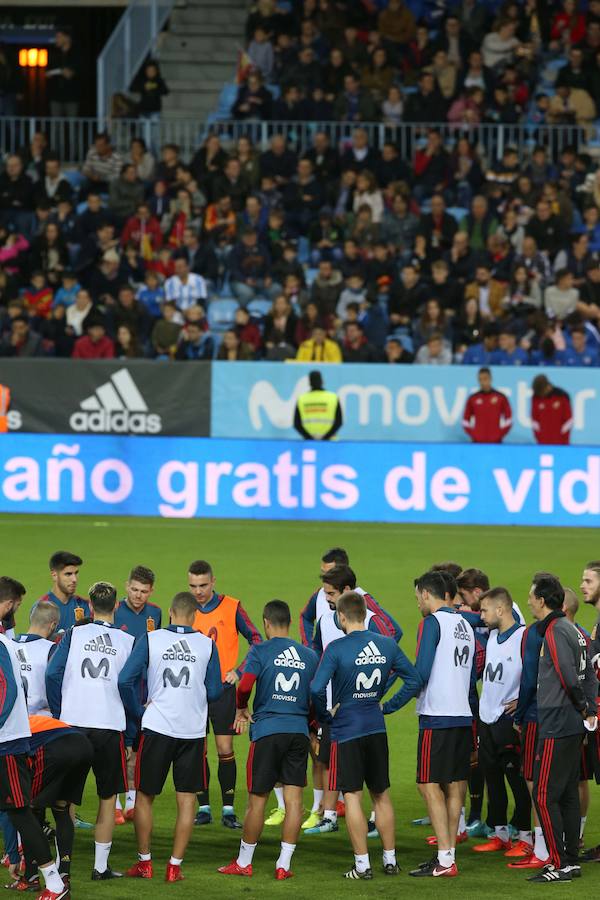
[237,0,600,129]
[3,1,600,365]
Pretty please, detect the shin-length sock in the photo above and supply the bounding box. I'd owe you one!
[218,753,236,808]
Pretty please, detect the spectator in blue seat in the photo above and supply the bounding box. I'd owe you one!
[461,325,500,365]
[232,71,272,120]
[564,325,600,366]
[230,226,272,306]
[495,324,529,365]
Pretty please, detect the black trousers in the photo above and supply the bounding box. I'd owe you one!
[479,718,531,830]
[533,734,581,869]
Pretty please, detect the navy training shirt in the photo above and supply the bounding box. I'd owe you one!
[243,637,319,742]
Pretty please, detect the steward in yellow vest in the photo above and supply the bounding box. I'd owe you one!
[294,370,343,440]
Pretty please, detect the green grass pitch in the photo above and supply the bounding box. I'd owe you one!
[2,514,600,899]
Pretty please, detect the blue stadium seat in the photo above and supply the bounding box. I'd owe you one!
[216,83,239,119]
[247,298,272,318]
[211,332,223,357]
[63,169,85,191]
[207,298,239,332]
[305,267,318,287]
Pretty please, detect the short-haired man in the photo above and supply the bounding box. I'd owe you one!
[578,560,600,863]
[526,574,597,883]
[13,601,59,715]
[219,600,319,879]
[385,572,476,877]
[46,581,135,881]
[187,559,262,828]
[0,576,26,638]
[37,552,89,633]
[531,375,573,445]
[311,591,422,879]
[114,565,162,823]
[306,565,402,836]
[472,589,531,857]
[119,592,223,883]
[0,594,69,900]
[462,367,513,443]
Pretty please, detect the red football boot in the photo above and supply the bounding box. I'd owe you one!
[336,800,345,818]
[217,860,252,877]
[165,863,184,882]
[507,854,548,870]
[473,836,512,852]
[275,868,293,880]
[126,860,153,878]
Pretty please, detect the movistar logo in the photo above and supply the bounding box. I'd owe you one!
[163,666,191,688]
[484,661,504,682]
[454,645,470,668]
[249,376,309,430]
[454,619,471,641]
[274,672,300,693]
[81,657,110,679]
[274,645,306,669]
[84,632,117,656]
[355,640,386,665]
[356,669,381,691]
[162,639,196,663]
[69,368,162,434]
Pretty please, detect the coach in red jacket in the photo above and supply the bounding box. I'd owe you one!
[462,367,512,443]
[531,374,573,445]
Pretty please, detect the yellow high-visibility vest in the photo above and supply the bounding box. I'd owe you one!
[0,385,10,433]
[297,390,338,438]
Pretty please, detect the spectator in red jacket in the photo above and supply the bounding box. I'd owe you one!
[120,201,163,254]
[72,317,115,359]
[531,374,573,445]
[462,366,512,443]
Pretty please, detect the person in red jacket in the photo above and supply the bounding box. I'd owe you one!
[531,374,573,445]
[462,367,512,443]
[120,202,163,255]
[72,317,115,359]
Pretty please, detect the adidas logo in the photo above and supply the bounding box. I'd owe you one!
[454,620,471,641]
[355,640,386,666]
[274,645,306,670]
[69,369,162,434]
[84,632,117,656]
[16,648,31,671]
[162,639,196,663]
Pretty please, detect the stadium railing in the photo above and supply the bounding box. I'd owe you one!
[96,0,176,122]
[3,116,593,167]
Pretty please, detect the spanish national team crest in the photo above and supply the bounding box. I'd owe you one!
[147,618,155,632]
[74,606,84,622]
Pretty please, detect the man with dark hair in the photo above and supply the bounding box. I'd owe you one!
[456,569,490,610]
[306,566,402,837]
[219,600,318,879]
[531,375,573,445]
[37,552,89,633]
[311,591,421,879]
[187,560,262,829]
[385,572,476,877]
[114,565,162,823]
[472,589,530,856]
[119,592,222,883]
[298,549,400,829]
[0,576,26,638]
[525,574,597,883]
[512,572,553,871]
[46,581,135,881]
[462,368,513,444]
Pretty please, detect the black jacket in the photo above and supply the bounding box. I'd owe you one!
[537,611,597,739]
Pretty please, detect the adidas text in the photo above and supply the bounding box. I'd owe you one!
[70,410,162,434]
[162,650,196,663]
[84,642,116,656]
[274,658,306,669]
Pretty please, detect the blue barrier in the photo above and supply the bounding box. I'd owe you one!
[211,362,600,444]
[1,435,598,527]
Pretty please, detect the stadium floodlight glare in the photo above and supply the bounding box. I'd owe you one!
[19,48,48,67]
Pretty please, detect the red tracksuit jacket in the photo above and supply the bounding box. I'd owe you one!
[531,388,573,444]
[462,389,513,443]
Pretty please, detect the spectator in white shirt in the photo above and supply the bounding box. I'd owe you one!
[165,255,208,311]
[66,288,93,336]
[415,332,453,364]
